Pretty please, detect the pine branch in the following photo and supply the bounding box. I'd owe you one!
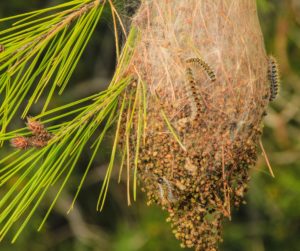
[0,1,142,241]
[0,0,106,139]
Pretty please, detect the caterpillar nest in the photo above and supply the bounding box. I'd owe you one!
[119,1,271,250]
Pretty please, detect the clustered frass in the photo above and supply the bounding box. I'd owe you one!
[118,53,273,250]
[131,52,279,250]
[10,117,52,149]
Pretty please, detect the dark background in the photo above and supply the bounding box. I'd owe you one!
[0,1,300,250]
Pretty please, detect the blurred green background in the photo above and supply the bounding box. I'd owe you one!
[0,0,299,250]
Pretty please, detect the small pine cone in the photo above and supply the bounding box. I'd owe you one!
[28,136,48,148]
[26,117,45,136]
[10,136,30,149]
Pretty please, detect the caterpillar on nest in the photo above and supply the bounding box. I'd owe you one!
[184,66,206,121]
[267,56,280,102]
[186,57,216,82]
[178,58,213,125]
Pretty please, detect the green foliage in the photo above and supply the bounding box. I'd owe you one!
[0,0,143,242]
[0,0,105,137]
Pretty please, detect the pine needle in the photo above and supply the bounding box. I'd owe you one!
[259,139,275,178]
[0,2,140,241]
[0,0,106,137]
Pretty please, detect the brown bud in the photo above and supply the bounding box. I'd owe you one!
[28,136,48,148]
[26,117,45,135]
[10,136,29,149]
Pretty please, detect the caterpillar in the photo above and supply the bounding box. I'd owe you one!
[186,57,216,82]
[185,67,205,120]
[267,56,280,102]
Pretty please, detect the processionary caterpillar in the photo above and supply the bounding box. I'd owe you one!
[186,57,216,82]
[267,56,280,102]
[185,66,204,120]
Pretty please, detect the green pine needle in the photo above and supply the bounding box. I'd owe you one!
[0,0,143,242]
[0,0,106,138]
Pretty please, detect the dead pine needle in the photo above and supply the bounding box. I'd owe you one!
[259,139,275,178]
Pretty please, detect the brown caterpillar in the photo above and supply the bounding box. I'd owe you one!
[267,56,280,101]
[185,67,205,120]
[0,44,4,53]
[186,57,216,82]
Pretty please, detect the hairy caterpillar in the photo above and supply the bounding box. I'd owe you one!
[267,56,280,101]
[186,57,216,82]
[185,67,205,120]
